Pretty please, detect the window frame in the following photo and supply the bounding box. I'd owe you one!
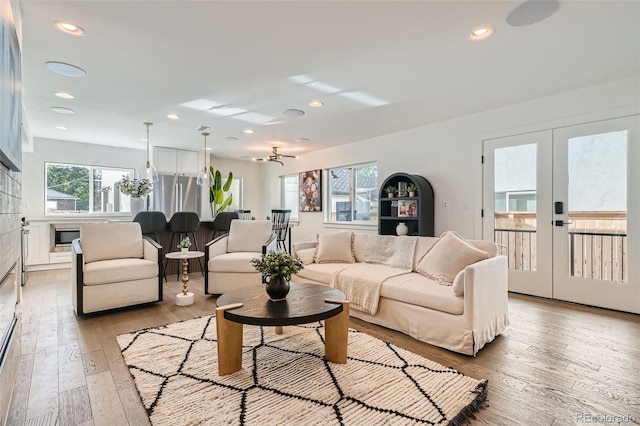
[325,162,378,225]
[44,161,135,216]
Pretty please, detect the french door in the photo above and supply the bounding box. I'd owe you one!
[483,116,639,313]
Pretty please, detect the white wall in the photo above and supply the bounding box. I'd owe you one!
[21,138,145,218]
[263,77,640,244]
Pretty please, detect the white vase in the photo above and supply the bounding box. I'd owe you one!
[130,196,145,218]
[396,222,408,236]
[181,248,189,253]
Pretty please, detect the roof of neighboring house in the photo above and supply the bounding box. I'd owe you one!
[47,189,79,200]
[329,170,378,196]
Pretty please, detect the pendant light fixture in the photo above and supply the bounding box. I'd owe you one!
[143,122,159,183]
[196,132,209,186]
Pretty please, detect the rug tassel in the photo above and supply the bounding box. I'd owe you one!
[447,380,488,426]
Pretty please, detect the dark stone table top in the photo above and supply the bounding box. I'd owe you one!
[216,282,346,326]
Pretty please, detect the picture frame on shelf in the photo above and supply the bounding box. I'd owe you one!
[398,200,418,217]
[391,200,398,216]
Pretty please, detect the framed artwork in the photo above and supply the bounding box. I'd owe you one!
[299,169,322,212]
[398,200,418,217]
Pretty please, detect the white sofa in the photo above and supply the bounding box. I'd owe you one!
[204,220,277,295]
[71,222,163,316]
[292,231,509,355]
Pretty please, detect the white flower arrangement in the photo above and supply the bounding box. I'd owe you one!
[178,237,192,249]
[119,175,153,197]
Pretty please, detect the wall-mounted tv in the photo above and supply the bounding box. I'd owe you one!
[0,5,22,172]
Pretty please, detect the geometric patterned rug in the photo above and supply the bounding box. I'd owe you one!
[116,315,487,425]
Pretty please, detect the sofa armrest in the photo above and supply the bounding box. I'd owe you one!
[142,236,162,263]
[206,235,229,260]
[292,241,317,254]
[462,255,509,355]
[263,233,278,254]
[71,238,84,315]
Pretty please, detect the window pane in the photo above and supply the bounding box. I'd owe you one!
[282,175,299,220]
[327,163,378,223]
[46,162,133,214]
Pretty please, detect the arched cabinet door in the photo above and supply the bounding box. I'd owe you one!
[378,172,434,237]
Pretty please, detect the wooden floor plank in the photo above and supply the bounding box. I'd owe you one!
[58,386,92,426]
[85,371,128,426]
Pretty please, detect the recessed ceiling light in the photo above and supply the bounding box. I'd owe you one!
[54,91,75,99]
[50,106,76,115]
[469,26,494,40]
[243,129,255,134]
[283,108,305,118]
[507,0,559,27]
[225,136,239,141]
[309,100,323,108]
[54,21,85,36]
[295,138,310,142]
[167,114,180,120]
[45,61,86,78]
[55,125,68,130]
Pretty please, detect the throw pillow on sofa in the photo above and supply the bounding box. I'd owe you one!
[315,231,355,263]
[417,230,490,285]
[296,248,317,265]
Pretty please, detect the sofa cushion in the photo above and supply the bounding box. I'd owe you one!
[315,231,355,263]
[209,252,262,273]
[81,223,143,264]
[296,248,317,265]
[295,263,354,284]
[380,273,464,315]
[227,220,272,253]
[83,258,157,285]
[452,270,465,297]
[416,231,490,285]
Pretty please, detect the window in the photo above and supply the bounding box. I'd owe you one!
[281,174,299,220]
[495,190,537,212]
[327,163,378,223]
[45,162,134,214]
[227,178,243,212]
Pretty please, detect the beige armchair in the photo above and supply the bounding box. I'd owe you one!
[72,222,163,316]
[204,220,276,295]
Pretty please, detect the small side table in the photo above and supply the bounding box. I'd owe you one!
[165,250,205,306]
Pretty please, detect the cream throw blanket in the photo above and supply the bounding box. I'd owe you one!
[331,235,417,314]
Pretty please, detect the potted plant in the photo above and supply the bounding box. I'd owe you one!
[178,237,191,253]
[385,185,396,198]
[407,183,417,197]
[251,250,304,301]
[119,175,153,217]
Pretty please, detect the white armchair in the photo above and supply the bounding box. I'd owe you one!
[204,220,277,295]
[72,222,163,316]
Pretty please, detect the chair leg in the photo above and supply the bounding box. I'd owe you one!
[190,232,205,275]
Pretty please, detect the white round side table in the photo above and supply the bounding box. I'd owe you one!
[165,250,205,306]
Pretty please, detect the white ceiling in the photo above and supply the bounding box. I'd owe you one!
[19,1,640,160]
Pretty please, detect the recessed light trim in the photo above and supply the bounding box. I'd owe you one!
[54,91,75,99]
[243,129,255,134]
[225,136,239,141]
[167,114,180,120]
[283,108,305,118]
[309,100,324,108]
[50,106,76,115]
[295,138,310,142]
[54,21,85,36]
[55,125,68,130]
[46,61,86,78]
[469,26,494,40]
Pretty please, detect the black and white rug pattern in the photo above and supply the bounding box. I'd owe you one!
[117,315,487,425]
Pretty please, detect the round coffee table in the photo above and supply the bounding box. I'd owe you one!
[165,250,205,306]
[216,282,349,376]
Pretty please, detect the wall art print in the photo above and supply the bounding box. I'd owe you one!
[299,169,322,212]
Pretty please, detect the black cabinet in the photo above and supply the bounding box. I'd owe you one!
[379,173,434,236]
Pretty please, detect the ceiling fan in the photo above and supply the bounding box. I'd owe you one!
[253,146,298,166]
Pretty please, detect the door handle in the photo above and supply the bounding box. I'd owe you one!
[554,220,573,227]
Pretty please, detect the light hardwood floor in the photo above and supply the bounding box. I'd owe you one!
[7,269,640,426]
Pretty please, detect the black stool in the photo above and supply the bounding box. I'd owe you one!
[133,211,168,281]
[166,212,204,278]
[207,212,238,240]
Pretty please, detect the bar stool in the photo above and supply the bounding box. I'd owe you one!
[235,210,251,220]
[271,209,291,252]
[133,211,168,281]
[207,211,238,240]
[166,212,204,278]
